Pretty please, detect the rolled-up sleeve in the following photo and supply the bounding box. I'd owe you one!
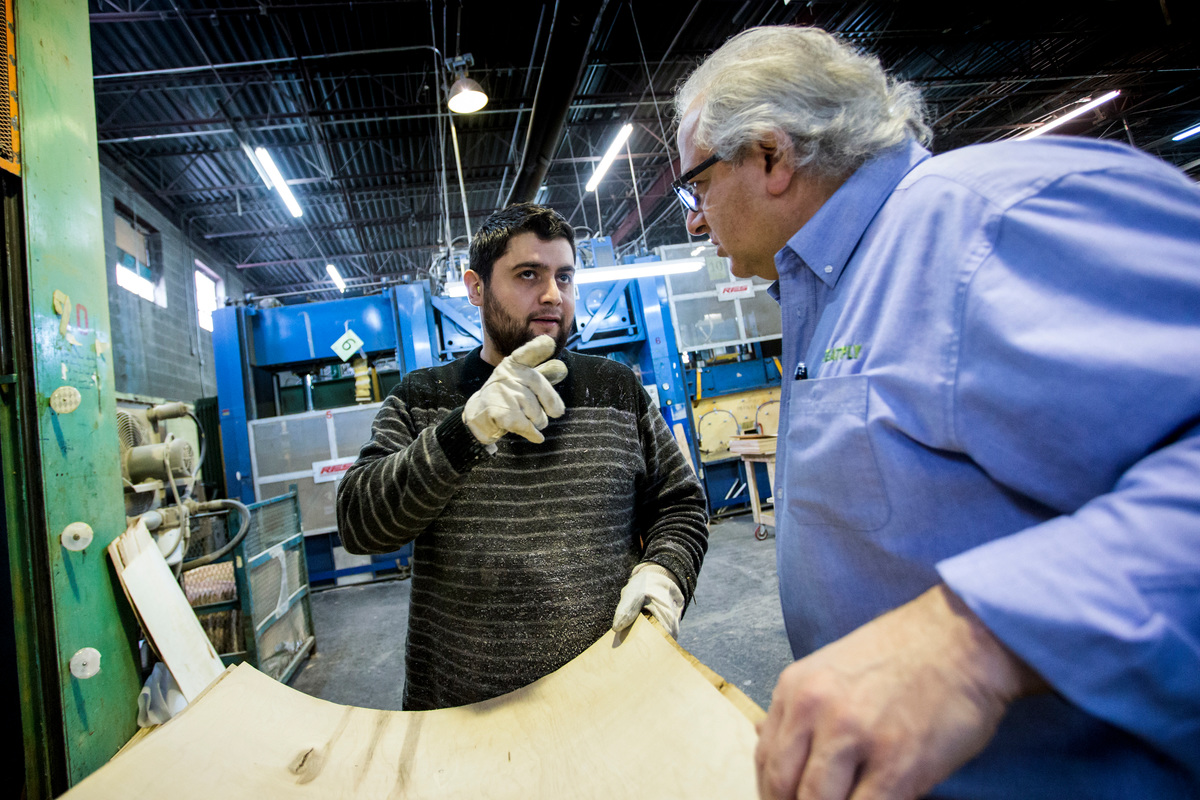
[938,161,1200,778]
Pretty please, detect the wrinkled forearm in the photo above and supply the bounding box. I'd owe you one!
[939,422,1200,777]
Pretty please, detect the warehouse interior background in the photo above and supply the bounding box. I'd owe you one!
[3,0,1199,796]
[87,0,1200,403]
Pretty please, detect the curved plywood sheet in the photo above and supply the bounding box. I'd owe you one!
[65,617,762,799]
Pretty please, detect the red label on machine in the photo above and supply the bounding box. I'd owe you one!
[715,280,753,301]
[312,456,357,483]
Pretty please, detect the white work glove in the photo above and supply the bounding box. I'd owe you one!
[463,335,568,446]
[612,562,685,639]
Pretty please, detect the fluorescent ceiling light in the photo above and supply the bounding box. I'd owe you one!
[326,264,346,293]
[254,147,303,218]
[448,77,488,113]
[1172,123,1200,142]
[240,140,273,189]
[574,258,704,284]
[444,281,469,298]
[585,123,634,192]
[1016,90,1121,140]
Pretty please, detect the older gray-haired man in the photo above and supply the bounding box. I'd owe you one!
[675,24,1200,800]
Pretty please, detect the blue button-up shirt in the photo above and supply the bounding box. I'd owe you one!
[771,136,1200,797]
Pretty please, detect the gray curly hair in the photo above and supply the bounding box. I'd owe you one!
[675,26,930,176]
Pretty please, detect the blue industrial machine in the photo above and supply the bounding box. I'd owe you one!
[686,344,783,517]
[572,238,698,474]
[651,240,785,518]
[212,283,438,584]
[573,237,783,515]
[429,294,485,359]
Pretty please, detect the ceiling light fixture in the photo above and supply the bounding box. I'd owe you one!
[1172,122,1200,142]
[585,123,634,192]
[446,53,487,114]
[1016,90,1121,140]
[448,77,488,113]
[253,147,303,217]
[326,264,346,293]
[575,258,704,284]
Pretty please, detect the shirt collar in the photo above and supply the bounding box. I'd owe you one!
[775,139,930,288]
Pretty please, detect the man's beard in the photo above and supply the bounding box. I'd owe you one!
[481,289,571,358]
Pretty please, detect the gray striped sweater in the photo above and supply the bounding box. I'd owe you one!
[337,347,709,709]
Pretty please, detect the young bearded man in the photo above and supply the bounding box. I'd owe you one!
[337,203,708,710]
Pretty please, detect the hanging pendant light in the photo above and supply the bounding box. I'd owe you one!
[448,75,488,113]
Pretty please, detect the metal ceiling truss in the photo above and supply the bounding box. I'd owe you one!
[88,0,1200,302]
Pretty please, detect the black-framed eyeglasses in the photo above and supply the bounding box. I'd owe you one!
[671,154,722,213]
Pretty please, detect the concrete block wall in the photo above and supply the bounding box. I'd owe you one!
[100,164,246,403]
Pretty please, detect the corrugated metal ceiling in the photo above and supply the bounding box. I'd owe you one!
[90,1,1200,302]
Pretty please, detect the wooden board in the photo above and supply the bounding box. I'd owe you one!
[108,519,225,702]
[730,434,777,455]
[64,616,762,799]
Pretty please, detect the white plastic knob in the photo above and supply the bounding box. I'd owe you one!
[50,385,82,414]
[60,522,94,552]
[70,647,101,679]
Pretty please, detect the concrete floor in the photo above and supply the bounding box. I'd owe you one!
[288,515,795,712]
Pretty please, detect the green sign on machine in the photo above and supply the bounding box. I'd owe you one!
[9,0,142,790]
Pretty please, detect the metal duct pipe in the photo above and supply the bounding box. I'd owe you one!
[505,0,610,206]
[146,401,189,423]
[125,439,195,484]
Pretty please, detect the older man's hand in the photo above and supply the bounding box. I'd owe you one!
[755,584,1045,800]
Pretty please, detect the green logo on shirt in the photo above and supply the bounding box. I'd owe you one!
[823,343,864,363]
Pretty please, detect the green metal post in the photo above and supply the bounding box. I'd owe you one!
[6,0,142,790]
[1,176,63,800]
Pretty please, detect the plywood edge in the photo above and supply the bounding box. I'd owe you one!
[65,617,762,799]
[108,664,239,759]
[651,616,768,725]
[108,518,226,700]
[114,726,156,757]
[107,521,158,659]
[106,525,155,658]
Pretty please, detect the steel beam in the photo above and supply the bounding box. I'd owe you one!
[13,0,141,787]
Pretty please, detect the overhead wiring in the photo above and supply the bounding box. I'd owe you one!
[429,0,455,259]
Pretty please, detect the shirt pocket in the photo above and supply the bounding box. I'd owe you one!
[786,373,891,531]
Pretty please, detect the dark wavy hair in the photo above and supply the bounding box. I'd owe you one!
[468,203,575,285]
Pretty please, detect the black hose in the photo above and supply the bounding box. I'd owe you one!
[181,498,251,572]
[186,410,207,477]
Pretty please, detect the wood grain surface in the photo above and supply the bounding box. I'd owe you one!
[65,615,761,799]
